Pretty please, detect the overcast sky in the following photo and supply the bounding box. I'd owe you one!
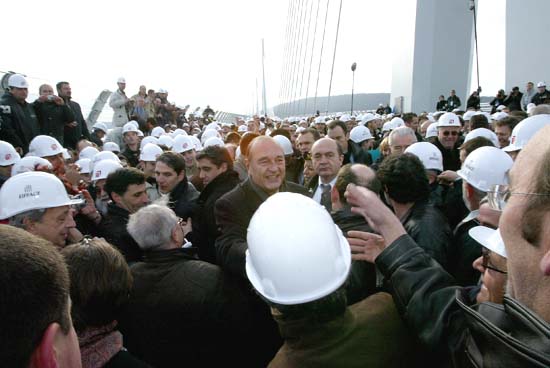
[2,0,504,117]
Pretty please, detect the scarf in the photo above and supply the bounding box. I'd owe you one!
[79,321,123,368]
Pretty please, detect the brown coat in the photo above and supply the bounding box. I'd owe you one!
[269,292,420,368]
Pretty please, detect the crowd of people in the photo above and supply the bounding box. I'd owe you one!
[1,72,550,367]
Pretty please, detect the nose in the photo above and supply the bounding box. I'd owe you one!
[66,212,76,229]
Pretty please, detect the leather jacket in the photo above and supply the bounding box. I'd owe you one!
[376,234,550,367]
[402,199,453,272]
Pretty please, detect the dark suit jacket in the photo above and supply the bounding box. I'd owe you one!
[214,178,310,279]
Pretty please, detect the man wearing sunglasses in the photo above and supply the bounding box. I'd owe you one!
[344,124,550,366]
[434,112,462,171]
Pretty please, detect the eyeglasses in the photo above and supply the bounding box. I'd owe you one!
[442,131,459,137]
[487,184,550,211]
[482,248,507,275]
[177,217,186,227]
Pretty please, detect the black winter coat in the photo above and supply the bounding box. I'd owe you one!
[168,179,199,220]
[63,98,90,149]
[120,248,256,368]
[0,92,40,152]
[402,199,453,272]
[332,207,379,305]
[191,169,240,264]
[376,234,550,367]
[99,203,143,263]
[434,139,462,172]
[32,99,75,145]
[344,140,373,166]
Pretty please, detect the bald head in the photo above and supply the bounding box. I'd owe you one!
[312,138,344,183]
[333,164,381,209]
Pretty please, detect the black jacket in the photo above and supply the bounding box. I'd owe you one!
[119,248,256,368]
[89,130,104,148]
[531,89,550,106]
[99,203,143,263]
[168,178,199,220]
[32,99,75,145]
[63,97,90,149]
[434,139,462,172]
[490,96,506,114]
[214,178,310,366]
[446,95,461,111]
[332,207,379,305]
[503,92,523,111]
[191,170,240,264]
[466,94,480,110]
[450,215,482,287]
[376,234,550,367]
[0,92,40,152]
[401,199,452,272]
[121,148,139,168]
[436,100,448,111]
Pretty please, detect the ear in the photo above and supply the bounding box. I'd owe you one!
[245,157,250,170]
[28,323,61,368]
[111,191,122,205]
[465,182,475,200]
[540,250,550,276]
[171,224,180,244]
[220,162,228,173]
[22,216,37,233]
[177,170,185,182]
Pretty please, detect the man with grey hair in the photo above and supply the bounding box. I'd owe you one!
[388,126,417,154]
[0,171,83,248]
[123,204,255,367]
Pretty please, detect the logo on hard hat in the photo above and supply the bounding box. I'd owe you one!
[51,144,58,151]
[95,170,101,178]
[19,185,40,199]
[183,143,188,148]
[5,153,11,161]
[511,136,516,144]
[449,119,455,124]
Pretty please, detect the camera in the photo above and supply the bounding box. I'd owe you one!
[70,193,87,211]
[47,95,56,101]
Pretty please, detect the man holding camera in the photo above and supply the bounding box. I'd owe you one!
[33,84,76,145]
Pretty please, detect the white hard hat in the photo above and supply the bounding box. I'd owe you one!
[75,158,92,174]
[425,123,439,138]
[502,114,550,153]
[79,146,100,160]
[527,103,537,115]
[117,77,126,84]
[0,172,83,219]
[272,135,293,155]
[28,135,64,158]
[237,125,247,133]
[437,112,461,128]
[464,128,499,147]
[462,110,476,121]
[496,105,507,112]
[246,192,351,305]
[537,81,546,88]
[8,74,29,89]
[136,129,144,137]
[457,146,513,192]
[405,142,443,172]
[361,113,377,124]
[173,135,195,153]
[390,117,405,128]
[491,111,508,121]
[382,121,393,132]
[122,122,140,135]
[469,226,507,258]
[339,113,351,122]
[103,142,121,153]
[0,141,21,166]
[91,151,120,168]
[62,149,71,160]
[200,129,220,144]
[157,135,174,148]
[11,157,52,176]
[151,127,166,138]
[349,125,373,144]
[140,143,163,162]
[189,135,202,151]
[92,122,108,133]
[171,128,187,137]
[140,136,159,150]
[206,122,221,131]
[91,159,122,182]
[203,136,225,148]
